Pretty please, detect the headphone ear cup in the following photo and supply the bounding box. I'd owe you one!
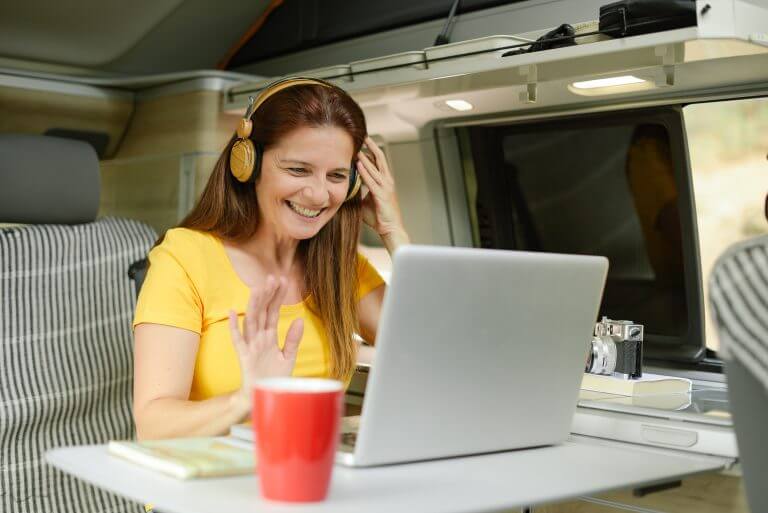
[230,141,264,184]
[230,138,256,182]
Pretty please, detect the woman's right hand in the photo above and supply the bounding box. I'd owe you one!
[228,275,305,415]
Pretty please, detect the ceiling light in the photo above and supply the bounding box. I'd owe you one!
[571,75,646,89]
[444,99,474,111]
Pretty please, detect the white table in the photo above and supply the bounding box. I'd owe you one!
[46,435,727,513]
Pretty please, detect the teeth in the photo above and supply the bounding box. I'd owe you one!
[287,201,322,218]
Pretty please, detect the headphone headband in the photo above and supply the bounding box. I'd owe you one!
[250,77,334,117]
[229,77,362,202]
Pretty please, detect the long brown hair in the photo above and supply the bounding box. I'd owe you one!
[178,83,367,381]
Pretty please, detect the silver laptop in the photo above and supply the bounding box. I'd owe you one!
[233,245,608,467]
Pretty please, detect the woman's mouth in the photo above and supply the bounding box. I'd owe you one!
[286,200,324,219]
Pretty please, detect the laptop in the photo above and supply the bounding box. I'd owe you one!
[231,245,608,467]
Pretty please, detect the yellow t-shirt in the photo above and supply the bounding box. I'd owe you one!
[132,228,384,401]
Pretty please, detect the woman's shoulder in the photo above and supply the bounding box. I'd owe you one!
[147,228,224,290]
[355,250,386,294]
[159,227,218,252]
[151,228,221,269]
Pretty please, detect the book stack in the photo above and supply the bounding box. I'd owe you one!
[581,373,692,397]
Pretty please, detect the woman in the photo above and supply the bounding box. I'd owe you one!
[132,78,409,440]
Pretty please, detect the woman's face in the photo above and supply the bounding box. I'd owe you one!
[256,125,355,240]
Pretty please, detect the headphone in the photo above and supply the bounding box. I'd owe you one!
[229,77,362,202]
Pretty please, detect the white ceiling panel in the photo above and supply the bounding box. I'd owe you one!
[0,0,183,66]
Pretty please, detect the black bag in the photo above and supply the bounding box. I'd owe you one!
[599,0,697,37]
[501,23,576,57]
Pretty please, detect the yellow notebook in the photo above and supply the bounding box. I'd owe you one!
[580,373,692,397]
[108,437,255,479]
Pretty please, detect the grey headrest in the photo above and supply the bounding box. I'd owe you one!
[0,134,100,224]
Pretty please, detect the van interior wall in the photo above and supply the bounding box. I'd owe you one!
[385,137,453,246]
[0,86,132,158]
[100,90,240,234]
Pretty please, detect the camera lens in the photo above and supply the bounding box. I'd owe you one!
[586,335,617,375]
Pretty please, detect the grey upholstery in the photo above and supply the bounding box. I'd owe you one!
[724,358,768,513]
[1,218,157,513]
[0,133,158,512]
[709,234,768,513]
[0,134,100,224]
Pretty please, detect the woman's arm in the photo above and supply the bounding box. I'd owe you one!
[357,137,410,251]
[357,284,386,346]
[355,136,411,347]
[133,323,249,440]
[133,277,303,440]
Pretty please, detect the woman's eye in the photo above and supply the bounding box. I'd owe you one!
[329,173,348,182]
[288,167,307,175]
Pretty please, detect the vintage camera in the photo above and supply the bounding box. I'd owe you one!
[585,317,643,379]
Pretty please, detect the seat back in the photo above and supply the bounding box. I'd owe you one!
[0,134,156,513]
[709,234,768,513]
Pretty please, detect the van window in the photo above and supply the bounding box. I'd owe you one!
[456,108,705,364]
[684,97,768,352]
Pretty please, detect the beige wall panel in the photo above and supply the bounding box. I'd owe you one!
[387,138,452,245]
[193,153,221,199]
[100,154,227,233]
[101,90,238,235]
[0,86,132,157]
[100,156,180,234]
[115,90,238,159]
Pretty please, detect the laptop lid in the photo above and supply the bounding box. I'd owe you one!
[353,245,608,466]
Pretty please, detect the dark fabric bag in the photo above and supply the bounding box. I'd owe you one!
[599,0,697,37]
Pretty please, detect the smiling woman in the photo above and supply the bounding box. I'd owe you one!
[131,78,409,440]
[259,125,356,238]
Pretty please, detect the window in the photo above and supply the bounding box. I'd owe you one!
[684,97,768,352]
[456,108,706,364]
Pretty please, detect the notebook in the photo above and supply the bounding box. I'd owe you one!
[581,373,692,397]
[108,437,254,479]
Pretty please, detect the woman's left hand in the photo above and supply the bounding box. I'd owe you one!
[356,137,410,251]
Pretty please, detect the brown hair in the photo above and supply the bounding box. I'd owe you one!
[178,83,367,381]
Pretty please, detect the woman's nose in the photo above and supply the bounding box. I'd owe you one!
[301,176,329,206]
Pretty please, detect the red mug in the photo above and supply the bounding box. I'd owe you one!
[252,377,344,502]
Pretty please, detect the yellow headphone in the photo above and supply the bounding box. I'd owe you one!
[229,77,362,202]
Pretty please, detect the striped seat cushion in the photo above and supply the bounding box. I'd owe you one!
[1,217,157,513]
[709,234,768,393]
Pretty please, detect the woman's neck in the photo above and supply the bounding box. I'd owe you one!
[239,223,302,276]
